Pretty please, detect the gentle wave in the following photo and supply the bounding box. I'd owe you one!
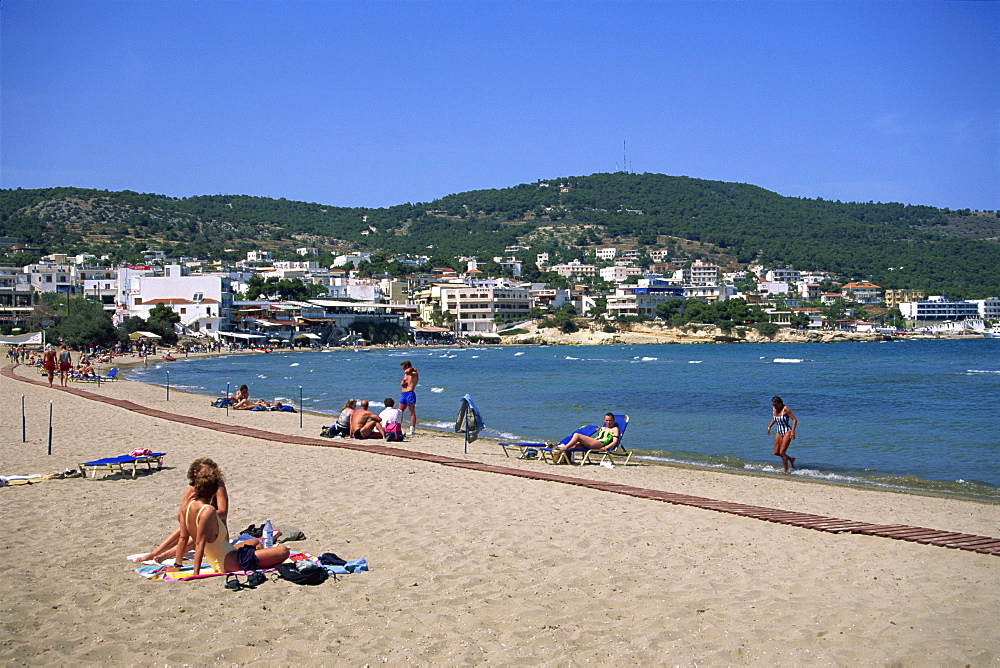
[772,358,803,363]
[430,387,444,393]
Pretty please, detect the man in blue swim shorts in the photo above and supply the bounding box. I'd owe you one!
[399,360,418,437]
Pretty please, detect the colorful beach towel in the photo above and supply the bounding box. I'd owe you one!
[135,551,311,581]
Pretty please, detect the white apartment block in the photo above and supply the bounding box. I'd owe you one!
[648,249,671,262]
[595,247,618,260]
[76,266,118,310]
[332,252,371,268]
[550,260,596,278]
[758,281,791,295]
[968,298,1000,321]
[684,284,737,302]
[536,253,549,267]
[23,261,74,294]
[600,265,643,283]
[766,268,801,282]
[438,285,532,333]
[841,281,883,305]
[246,250,272,263]
[686,260,719,286]
[296,247,319,256]
[606,286,685,318]
[899,296,980,321]
[123,269,233,336]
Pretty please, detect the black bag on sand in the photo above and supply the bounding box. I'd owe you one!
[276,562,328,585]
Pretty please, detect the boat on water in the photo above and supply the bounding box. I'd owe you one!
[984,331,1000,339]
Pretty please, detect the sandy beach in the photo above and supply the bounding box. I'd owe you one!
[1,356,998,665]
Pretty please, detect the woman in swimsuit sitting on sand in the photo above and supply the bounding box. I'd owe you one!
[165,467,289,576]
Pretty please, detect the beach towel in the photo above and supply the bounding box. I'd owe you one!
[134,551,312,581]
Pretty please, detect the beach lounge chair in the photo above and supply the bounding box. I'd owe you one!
[79,368,118,382]
[499,414,631,466]
[79,451,165,479]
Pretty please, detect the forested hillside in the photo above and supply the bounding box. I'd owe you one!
[2,173,998,297]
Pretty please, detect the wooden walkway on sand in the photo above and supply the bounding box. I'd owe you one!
[6,363,999,557]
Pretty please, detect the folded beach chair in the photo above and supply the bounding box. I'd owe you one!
[79,451,165,479]
[499,414,631,466]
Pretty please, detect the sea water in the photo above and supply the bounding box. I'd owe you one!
[131,338,1000,501]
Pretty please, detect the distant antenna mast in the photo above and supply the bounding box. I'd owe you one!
[623,141,627,174]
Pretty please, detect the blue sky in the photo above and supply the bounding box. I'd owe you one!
[2,1,997,211]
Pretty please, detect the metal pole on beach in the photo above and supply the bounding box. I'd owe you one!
[226,382,230,416]
[47,400,53,455]
[21,394,26,443]
[166,371,170,401]
[299,386,303,428]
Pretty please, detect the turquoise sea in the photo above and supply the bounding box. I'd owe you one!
[130,339,1000,501]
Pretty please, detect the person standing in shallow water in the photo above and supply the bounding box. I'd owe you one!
[767,396,797,473]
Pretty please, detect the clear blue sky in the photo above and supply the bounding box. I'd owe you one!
[2,1,997,211]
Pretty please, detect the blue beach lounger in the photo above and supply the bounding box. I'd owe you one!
[499,414,631,466]
[79,452,165,479]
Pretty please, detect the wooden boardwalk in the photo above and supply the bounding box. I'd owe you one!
[6,363,998,557]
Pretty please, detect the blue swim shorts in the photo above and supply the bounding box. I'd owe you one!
[400,391,416,407]
[236,545,260,572]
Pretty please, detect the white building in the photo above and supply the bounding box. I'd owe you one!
[246,250,272,263]
[606,286,685,318]
[684,284,737,302]
[600,265,643,283]
[332,252,371,269]
[123,267,233,336]
[595,247,618,261]
[766,268,802,282]
[899,296,980,322]
[686,260,719,286]
[23,260,74,294]
[967,298,1000,321]
[550,260,596,278]
[296,247,319,256]
[440,284,532,333]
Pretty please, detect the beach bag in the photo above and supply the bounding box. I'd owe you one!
[276,561,327,585]
[384,422,404,442]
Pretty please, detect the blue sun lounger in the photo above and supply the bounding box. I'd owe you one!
[79,452,165,479]
[499,414,631,466]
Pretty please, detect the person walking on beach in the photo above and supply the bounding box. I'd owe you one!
[399,360,418,436]
[58,345,72,387]
[767,396,797,473]
[42,344,57,387]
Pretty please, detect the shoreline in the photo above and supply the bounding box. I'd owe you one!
[1,360,997,663]
[120,349,1000,504]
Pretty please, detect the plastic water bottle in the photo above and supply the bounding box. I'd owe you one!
[263,519,274,548]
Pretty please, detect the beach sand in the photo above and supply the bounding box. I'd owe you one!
[1,358,997,665]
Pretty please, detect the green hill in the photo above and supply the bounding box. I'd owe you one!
[2,173,998,297]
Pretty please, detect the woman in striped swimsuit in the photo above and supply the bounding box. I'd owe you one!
[767,396,797,473]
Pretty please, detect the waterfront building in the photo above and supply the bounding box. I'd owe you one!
[899,296,980,322]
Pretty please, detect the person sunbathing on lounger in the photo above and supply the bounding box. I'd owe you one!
[554,413,620,452]
[164,466,289,576]
[137,458,229,563]
[349,400,384,439]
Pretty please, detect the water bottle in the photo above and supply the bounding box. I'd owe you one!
[263,519,273,548]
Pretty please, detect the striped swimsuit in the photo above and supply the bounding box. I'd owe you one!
[773,409,792,435]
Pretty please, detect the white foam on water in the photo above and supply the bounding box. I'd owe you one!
[514,352,524,356]
[256,374,267,378]
[430,387,444,393]
[289,362,300,367]
[772,358,803,363]
[565,356,579,360]
[471,355,479,359]
[640,357,658,362]
[966,369,1000,375]
[688,360,702,364]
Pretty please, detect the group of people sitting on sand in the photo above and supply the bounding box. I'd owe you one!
[138,458,289,576]
[332,397,405,441]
